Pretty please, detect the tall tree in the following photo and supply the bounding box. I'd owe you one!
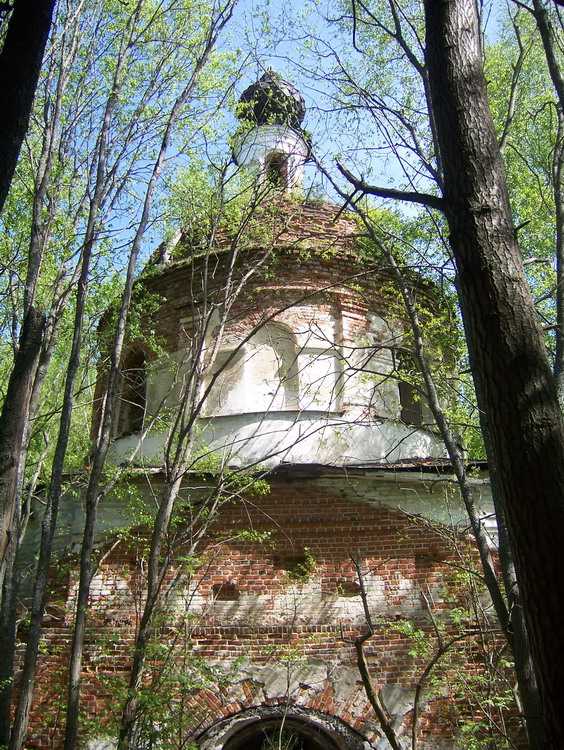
[0,0,56,215]
[0,0,242,744]
[304,5,546,745]
[308,0,564,742]
[422,1,564,747]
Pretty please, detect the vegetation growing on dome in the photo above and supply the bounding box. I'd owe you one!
[236,70,306,130]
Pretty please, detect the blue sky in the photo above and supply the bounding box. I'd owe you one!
[137,0,510,261]
[215,0,508,200]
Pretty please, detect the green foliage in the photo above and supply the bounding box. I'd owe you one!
[166,160,290,264]
[0,0,240,487]
[353,205,483,453]
[486,14,558,341]
[285,547,316,583]
[386,618,431,659]
[81,616,247,750]
[231,529,274,545]
[261,729,303,750]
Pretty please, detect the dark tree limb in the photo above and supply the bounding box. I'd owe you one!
[336,161,445,212]
[498,14,528,152]
[0,0,57,216]
[529,1,564,399]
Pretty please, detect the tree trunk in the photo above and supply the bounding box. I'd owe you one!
[494,497,543,748]
[0,308,45,588]
[423,1,564,747]
[0,527,20,746]
[0,308,45,744]
[0,0,56,215]
[8,218,102,750]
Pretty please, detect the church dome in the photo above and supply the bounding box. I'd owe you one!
[237,70,306,129]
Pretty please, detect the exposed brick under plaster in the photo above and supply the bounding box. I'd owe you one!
[29,201,499,750]
[20,482,495,750]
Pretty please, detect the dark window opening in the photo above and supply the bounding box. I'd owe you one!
[397,351,424,427]
[225,719,339,750]
[272,552,313,580]
[116,349,147,437]
[336,580,361,597]
[265,152,288,188]
[212,582,240,601]
[399,380,423,426]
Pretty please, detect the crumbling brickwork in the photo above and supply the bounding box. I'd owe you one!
[22,474,489,750]
[21,198,501,750]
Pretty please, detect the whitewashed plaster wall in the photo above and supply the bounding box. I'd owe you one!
[109,302,446,468]
[233,124,309,189]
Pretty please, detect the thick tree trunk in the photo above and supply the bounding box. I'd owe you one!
[423,1,564,747]
[0,528,20,746]
[494,499,543,748]
[0,0,56,215]
[0,309,46,744]
[0,309,45,744]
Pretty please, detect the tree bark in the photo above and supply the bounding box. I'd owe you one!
[0,523,20,746]
[494,495,543,748]
[0,308,45,587]
[0,0,57,215]
[423,1,564,747]
[0,308,45,744]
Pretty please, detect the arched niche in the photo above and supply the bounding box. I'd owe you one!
[202,323,299,416]
[115,347,147,437]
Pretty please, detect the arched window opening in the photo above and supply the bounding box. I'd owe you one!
[265,151,289,188]
[399,380,423,426]
[116,349,147,437]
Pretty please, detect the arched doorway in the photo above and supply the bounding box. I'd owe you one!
[197,706,368,750]
[224,717,340,750]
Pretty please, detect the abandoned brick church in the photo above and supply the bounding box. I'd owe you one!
[22,72,499,750]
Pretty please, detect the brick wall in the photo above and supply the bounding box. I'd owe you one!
[67,199,501,750]
[20,476,503,750]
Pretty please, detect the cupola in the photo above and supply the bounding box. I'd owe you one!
[237,70,306,128]
[233,70,310,190]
